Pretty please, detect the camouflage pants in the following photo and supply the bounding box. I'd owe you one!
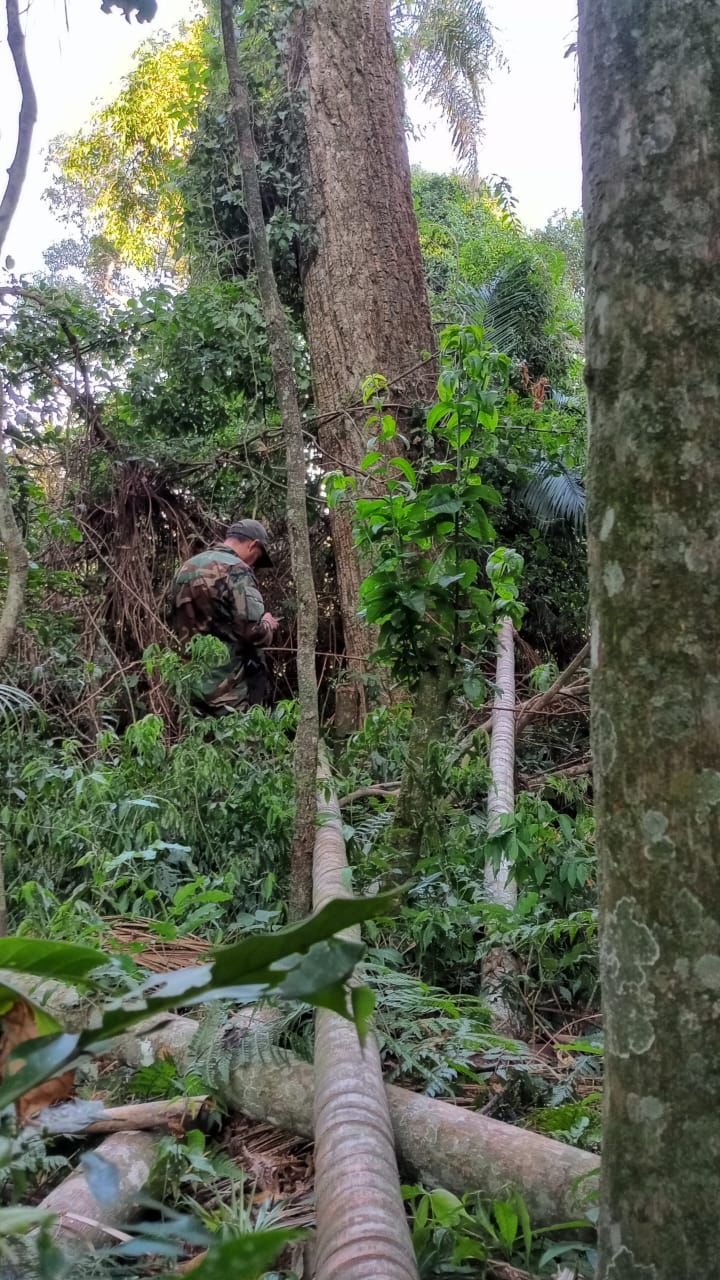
[194,652,269,716]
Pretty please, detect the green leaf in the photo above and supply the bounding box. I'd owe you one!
[0,894,401,1108]
[389,457,417,487]
[429,1187,463,1227]
[173,1229,299,1278]
[82,1151,120,1207]
[0,1033,83,1111]
[493,1199,519,1249]
[351,984,376,1041]
[0,938,106,984]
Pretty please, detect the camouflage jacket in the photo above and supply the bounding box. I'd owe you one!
[169,546,272,651]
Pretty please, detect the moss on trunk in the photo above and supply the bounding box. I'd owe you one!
[579,3,720,1275]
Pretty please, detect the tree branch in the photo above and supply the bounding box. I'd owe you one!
[0,0,38,257]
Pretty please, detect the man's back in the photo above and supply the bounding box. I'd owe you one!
[169,545,271,710]
[170,546,266,649]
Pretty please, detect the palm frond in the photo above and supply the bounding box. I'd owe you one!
[453,272,539,357]
[0,683,36,717]
[395,0,500,178]
[519,462,586,533]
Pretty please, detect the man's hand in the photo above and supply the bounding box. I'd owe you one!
[262,611,281,633]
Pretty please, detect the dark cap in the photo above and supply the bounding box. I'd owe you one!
[226,518,273,568]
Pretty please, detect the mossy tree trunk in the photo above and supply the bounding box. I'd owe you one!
[579,4,720,1276]
[297,0,436,726]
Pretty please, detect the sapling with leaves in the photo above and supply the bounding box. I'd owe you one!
[329,325,523,859]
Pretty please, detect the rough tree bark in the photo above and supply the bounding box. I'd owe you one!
[312,750,418,1279]
[482,618,521,1034]
[0,0,35,665]
[296,0,437,725]
[221,0,319,919]
[579,4,720,1277]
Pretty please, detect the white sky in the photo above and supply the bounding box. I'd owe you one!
[0,0,581,275]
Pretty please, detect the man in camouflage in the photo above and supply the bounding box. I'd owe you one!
[169,519,279,713]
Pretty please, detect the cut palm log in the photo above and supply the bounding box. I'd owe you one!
[311,751,418,1279]
[34,1130,159,1245]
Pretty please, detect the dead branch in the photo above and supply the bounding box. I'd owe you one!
[29,1095,208,1136]
[338,783,400,807]
[515,641,590,736]
[453,640,590,761]
[519,757,593,792]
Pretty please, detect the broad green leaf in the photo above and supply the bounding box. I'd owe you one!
[389,456,417,487]
[172,1229,299,1280]
[493,1199,519,1248]
[0,938,106,984]
[81,1151,120,1207]
[0,895,399,1108]
[0,1033,82,1111]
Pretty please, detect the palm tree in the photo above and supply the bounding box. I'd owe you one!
[392,0,501,179]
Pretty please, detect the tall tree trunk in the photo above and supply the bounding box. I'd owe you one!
[312,749,418,1280]
[0,0,35,665]
[297,0,436,725]
[221,0,319,920]
[579,4,720,1276]
[482,618,522,1035]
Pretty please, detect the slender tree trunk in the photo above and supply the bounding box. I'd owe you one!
[482,618,521,1034]
[579,5,720,1277]
[0,0,37,255]
[312,749,418,1280]
[0,0,35,665]
[0,387,28,667]
[221,0,319,920]
[392,662,452,861]
[296,0,436,725]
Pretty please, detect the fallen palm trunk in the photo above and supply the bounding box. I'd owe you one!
[312,751,418,1279]
[33,1130,159,1246]
[106,1015,597,1227]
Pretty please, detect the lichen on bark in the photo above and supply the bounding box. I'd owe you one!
[579,1,720,1275]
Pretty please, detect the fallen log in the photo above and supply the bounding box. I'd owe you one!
[34,1130,159,1246]
[108,1014,598,1227]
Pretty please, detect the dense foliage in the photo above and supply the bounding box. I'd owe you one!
[0,4,596,1277]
